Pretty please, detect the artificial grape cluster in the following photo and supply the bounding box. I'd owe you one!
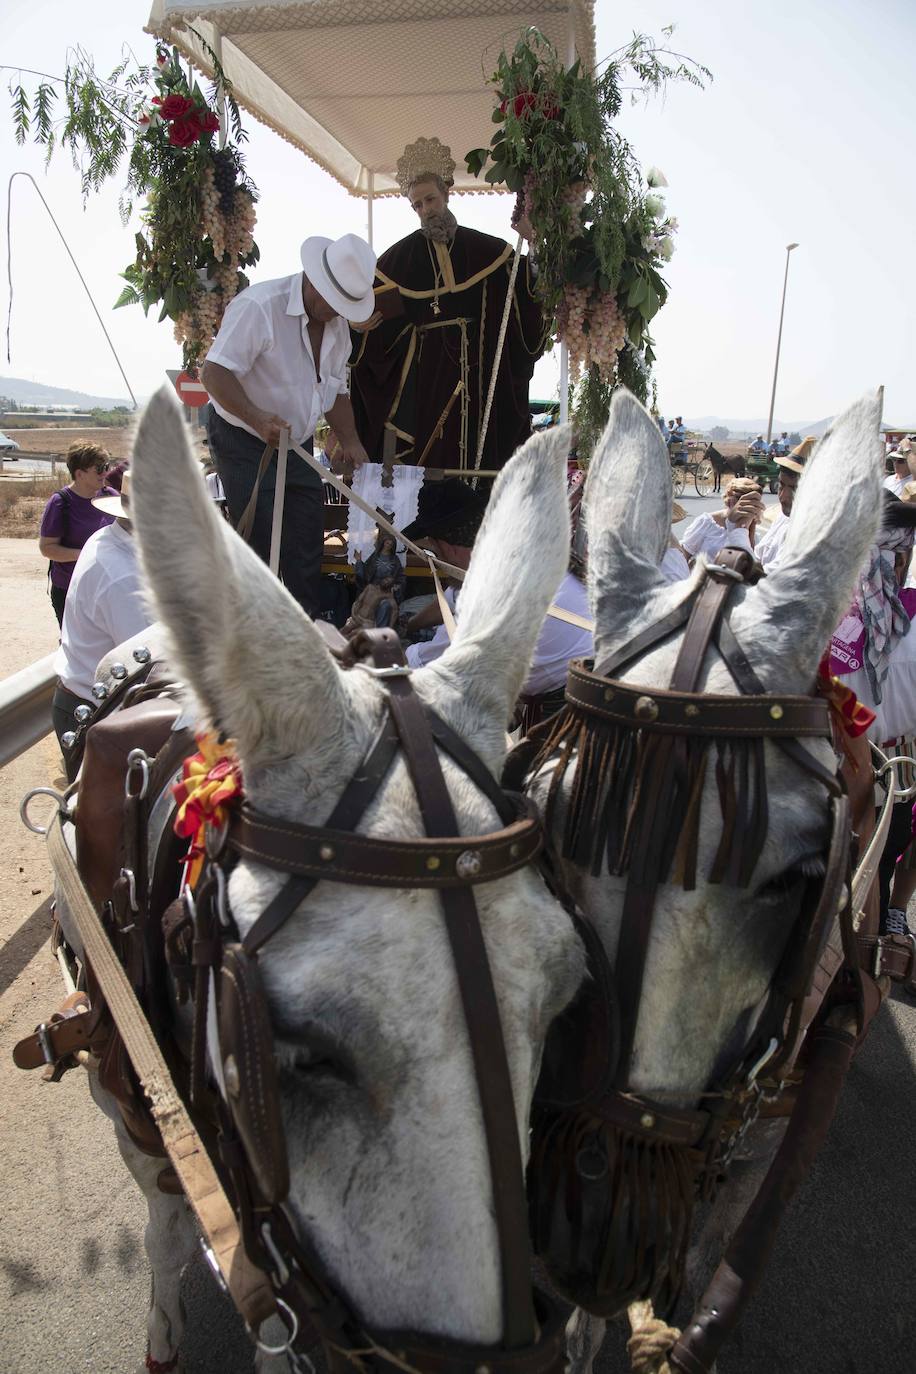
[557,284,627,379]
[211,148,237,216]
[171,155,258,365]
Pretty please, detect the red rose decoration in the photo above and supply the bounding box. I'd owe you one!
[159,93,195,121]
[198,110,220,133]
[513,91,537,117]
[168,114,202,147]
[152,96,162,105]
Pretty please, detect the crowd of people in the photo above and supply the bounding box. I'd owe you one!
[749,431,792,457]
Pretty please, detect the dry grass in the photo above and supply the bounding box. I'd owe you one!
[0,476,61,538]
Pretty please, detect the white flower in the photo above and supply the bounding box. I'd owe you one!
[659,236,675,261]
[645,194,665,218]
[646,166,669,188]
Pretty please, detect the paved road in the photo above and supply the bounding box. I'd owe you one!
[1,536,914,1373]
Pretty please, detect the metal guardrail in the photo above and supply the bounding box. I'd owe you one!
[0,653,56,769]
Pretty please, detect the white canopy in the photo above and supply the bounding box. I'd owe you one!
[146,0,595,197]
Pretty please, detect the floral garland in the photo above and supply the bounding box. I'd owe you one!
[465,29,708,456]
[10,40,260,371]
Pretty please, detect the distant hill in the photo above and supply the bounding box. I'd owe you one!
[683,415,835,439]
[0,376,132,410]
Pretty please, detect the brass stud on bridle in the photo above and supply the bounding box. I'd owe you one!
[634,695,659,722]
[456,850,483,879]
[319,844,335,862]
[685,704,700,717]
[770,704,784,720]
[426,856,441,871]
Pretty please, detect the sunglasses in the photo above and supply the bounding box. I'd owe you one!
[92,462,111,474]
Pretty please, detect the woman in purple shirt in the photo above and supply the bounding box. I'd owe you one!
[38,443,119,626]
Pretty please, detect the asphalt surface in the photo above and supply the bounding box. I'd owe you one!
[1,526,915,1373]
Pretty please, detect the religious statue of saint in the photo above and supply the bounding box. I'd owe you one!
[350,137,545,471]
[346,528,406,636]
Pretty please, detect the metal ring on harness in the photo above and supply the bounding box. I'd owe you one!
[20,786,68,835]
[125,748,150,801]
[876,750,916,801]
[252,1296,301,1358]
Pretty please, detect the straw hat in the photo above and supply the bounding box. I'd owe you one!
[776,436,816,474]
[91,470,131,519]
[300,233,377,323]
[672,501,687,523]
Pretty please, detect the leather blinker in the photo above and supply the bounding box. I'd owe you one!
[219,944,290,1205]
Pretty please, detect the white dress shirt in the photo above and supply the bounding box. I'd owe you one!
[883,473,907,497]
[55,523,151,699]
[754,510,790,568]
[206,273,350,445]
[405,573,594,694]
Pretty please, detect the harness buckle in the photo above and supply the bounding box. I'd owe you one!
[352,662,413,679]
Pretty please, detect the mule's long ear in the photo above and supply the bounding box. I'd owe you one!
[131,387,348,762]
[585,389,682,662]
[731,390,884,693]
[427,425,570,722]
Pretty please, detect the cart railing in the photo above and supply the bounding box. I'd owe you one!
[0,655,56,770]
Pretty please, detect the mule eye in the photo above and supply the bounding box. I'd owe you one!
[277,1034,357,1087]
[755,863,819,902]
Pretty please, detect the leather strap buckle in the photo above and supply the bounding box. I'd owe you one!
[352,662,413,679]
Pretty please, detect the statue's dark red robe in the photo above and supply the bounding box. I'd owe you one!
[350,226,544,470]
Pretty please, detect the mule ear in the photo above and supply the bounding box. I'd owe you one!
[130,387,349,763]
[731,390,884,693]
[585,389,686,662]
[426,425,570,723]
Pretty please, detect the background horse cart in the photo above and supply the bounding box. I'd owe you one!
[669,439,716,498]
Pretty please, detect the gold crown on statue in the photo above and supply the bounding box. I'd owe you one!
[396,137,456,196]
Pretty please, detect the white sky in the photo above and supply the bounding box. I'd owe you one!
[2,0,914,425]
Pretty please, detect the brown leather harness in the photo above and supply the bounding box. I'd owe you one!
[17,549,915,1373]
[506,548,898,1367]
[183,627,573,1372]
[24,626,569,1374]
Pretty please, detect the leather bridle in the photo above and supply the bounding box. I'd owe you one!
[184,627,568,1374]
[509,547,878,1342]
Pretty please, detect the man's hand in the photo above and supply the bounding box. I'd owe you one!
[253,411,292,448]
[350,311,383,334]
[728,493,766,529]
[326,429,369,476]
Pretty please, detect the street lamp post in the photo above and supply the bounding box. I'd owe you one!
[766,242,799,443]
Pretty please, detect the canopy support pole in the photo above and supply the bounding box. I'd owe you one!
[367,172,374,249]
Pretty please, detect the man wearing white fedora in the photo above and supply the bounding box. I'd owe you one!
[202,232,377,616]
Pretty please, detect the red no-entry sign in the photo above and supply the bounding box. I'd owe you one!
[174,371,210,408]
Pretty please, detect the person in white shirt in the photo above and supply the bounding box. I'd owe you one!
[680,477,765,562]
[753,436,816,569]
[401,478,594,699]
[51,474,152,778]
[201,233,377,617]
[883,450,911,497]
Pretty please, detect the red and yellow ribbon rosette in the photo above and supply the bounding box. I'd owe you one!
[816,663,875,771]
[172,731,243,888]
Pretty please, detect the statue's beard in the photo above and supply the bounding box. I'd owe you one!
[420,208,458,243]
